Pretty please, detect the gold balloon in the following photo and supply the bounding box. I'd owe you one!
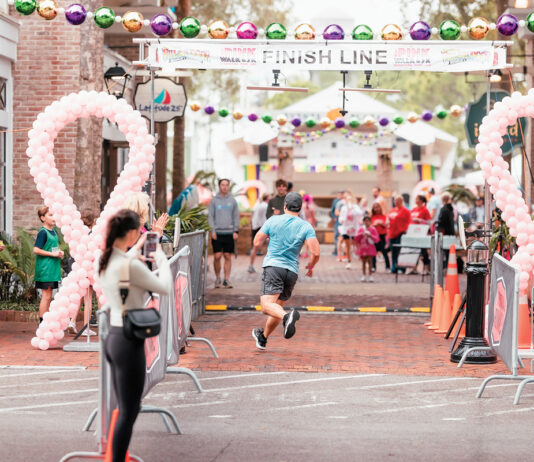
[407,112,419,123]
[233,111,243,120]
[190,102,201,112]
[276,114,288,126]
[295,23,315,40]
[208,20,229,39]
[363,116,376,127]
[122,11,143,33]
[450,104,463,117]
[37,0,58,20]
[381,24,403,40]
[468,17,489,40]
[319,117,331,129]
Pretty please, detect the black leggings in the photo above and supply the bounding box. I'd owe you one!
[105,327,146,462]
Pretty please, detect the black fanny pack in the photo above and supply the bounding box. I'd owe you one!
[119,258,161,341]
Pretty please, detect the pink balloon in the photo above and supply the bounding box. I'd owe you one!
[31,337,40,348]
[38,339,50,350]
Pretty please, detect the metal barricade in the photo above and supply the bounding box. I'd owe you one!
[177,230,208,320]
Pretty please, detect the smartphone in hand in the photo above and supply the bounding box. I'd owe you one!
[143,232,159,260]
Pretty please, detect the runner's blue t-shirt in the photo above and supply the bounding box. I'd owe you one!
[260,214,316,275]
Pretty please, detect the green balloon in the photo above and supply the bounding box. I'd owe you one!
[352,24,373,40]
[180,17,201,38]
[527,12,534,33]
[305,118,316,128]
[15,0,36,15]
[436,110,448,119]
[94,7,115,29]
[262,115,273,123]
[439,19,461,40]
[218,108,229,117]
[393,116,404,125]
[348,118,360,128]
[265,22,287,40]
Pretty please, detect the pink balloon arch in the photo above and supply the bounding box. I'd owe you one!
[28,91,155,350]
[476,89,534,294]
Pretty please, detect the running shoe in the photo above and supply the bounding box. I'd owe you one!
[252,327,267,350]
[223,280,233,288]
[360,275,366,282]
[345,262,352,270]
[368,276,374,282]
[247,265,256,274]
[66,320,78,335]
[81,328,97,337]
[215,278,222,288]
[283,309,300,339]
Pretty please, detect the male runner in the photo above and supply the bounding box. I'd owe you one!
[251,192,320,350]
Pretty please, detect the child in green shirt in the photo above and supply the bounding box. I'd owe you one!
[33,206,63,324]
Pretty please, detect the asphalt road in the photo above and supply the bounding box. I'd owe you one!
[0,367,533,461]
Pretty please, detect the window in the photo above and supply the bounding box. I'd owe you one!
[0,79,5,111]
[117,147,129,173]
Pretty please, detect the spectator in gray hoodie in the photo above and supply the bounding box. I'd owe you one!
[208,178,240,288]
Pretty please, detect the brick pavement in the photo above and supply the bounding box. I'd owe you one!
[206,244,466,308]
[0,312,516,379]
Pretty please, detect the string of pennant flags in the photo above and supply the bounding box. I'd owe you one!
[8,1,534,41]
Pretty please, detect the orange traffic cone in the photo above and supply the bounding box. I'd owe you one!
[436,290,452,334]
[105,409,131,462]
[445,245,460,298]
[428,285,443,330]
[517,292,532,349]
[425,284,442,326]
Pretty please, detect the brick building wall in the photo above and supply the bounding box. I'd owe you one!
[12,12,81,231]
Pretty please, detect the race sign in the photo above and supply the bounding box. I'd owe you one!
[142,39,510,73]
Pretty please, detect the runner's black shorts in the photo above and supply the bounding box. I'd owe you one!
[261,266,298,301]
[212,233,234,254]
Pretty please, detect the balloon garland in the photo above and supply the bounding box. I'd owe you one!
[28,91,155,350]
[476,90,534,294]
[7,3,534,40]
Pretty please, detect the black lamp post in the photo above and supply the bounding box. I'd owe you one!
[104,62,131,99]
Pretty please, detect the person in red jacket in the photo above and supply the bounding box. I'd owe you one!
[387,196,411,273]
[410,194,431,274]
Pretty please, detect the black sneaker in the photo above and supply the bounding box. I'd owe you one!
[283,309,300,339]
[252,328,267,350]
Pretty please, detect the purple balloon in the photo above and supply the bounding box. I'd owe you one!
[291,118,301,127]
[379,117,389,127]
[204,106,215,115]
[422,110,433,121]
[236,21,258,39]
[248,113,258,122]
[497,14,519,36]
[335,118,345,128]
[65,4,87,26]
[323,24,344,40]
[151,14,172,36]
[409,21,431,40]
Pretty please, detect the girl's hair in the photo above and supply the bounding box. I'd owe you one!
[37,205,49,222]
[123,192,150,224]
[416,194,427,204]
[363,215,372,223]
[371,202,383,215]
[81,209,96,228]
[99,209,140,274]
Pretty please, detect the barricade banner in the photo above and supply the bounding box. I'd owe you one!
[487,254,520,374]
[145,39,509,73]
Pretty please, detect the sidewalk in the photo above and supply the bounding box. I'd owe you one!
[206,244,465,309]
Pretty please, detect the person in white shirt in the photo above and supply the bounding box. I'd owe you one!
[427,188,442,232]
[248,193,270,273]
[98,209,171,462]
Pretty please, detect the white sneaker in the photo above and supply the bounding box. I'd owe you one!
[368,276,374,282]
[215,279,222,288]
[67,320,78,334]
[81,328,97,337]
[360,275,366,282]
[345,263,352,270]
[247,265,256,274]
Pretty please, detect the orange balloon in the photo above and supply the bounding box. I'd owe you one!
[468,17,489,40]
[381,24,403,40]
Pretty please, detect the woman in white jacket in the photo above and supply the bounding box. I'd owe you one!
[98,209,171,462]
[337,190,363,269]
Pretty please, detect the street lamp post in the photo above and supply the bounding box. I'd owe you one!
[104,62,131,99]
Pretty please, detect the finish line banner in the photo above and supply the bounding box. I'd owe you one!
[145,39,510,73]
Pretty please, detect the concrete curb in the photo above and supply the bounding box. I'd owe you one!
[206,305,430,314]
